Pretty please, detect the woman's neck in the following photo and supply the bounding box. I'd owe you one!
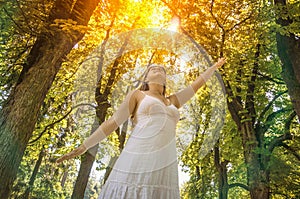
[148,83,164,96]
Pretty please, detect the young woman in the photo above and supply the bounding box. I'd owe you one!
[57,58,226,199]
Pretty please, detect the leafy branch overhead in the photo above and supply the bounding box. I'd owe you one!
[0,0,299,199]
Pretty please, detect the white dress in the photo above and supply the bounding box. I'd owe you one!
[98,94,181,199]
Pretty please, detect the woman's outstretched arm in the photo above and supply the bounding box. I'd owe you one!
[56,90,139,163]
[171,57,226,108]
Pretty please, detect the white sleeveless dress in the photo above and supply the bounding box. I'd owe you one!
[98,94,181,199]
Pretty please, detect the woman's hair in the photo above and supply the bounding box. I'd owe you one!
[139,65,166,96]
[139,82,166,96]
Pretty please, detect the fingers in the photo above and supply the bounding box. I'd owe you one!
[56,145,87,164]
[56,151,78,164]
[216,57,226,68]
[56,153,73,164]
[218,57,226,63]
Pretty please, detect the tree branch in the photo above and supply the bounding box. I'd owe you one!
[228,14,253,32]
[256,71,285,85]
[225,80,243,128]
[29,103,96,144]
[214,144,221,171]
[229,183,250,191]
[281,143,300,161]
[209,0,224,31]
[257,90,288,125]
[263,108,293,132]
[268,111,296,153]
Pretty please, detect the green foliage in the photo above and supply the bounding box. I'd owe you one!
[0,0,53,106]
[274,0,300,36]
[270,141,300,198]
[1,0,300,198]
[178,0,300,198]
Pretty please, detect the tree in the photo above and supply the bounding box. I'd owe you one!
[22,147,45,199]
[69,1,164,197]
[1,0,299,198]
[273,0,300,121]
[0,0,99,197]
[168,0,300,198]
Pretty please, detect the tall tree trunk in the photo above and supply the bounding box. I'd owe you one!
[72,23,134,197]
[226,43,270,199]
[240,123,270,199]
[60,170,69,188]
[22,147,45,199]
[244,44,269,199]
[71,117,105,199]
[71,17,115,198]
[72,59,127,198]
[274,0,300,121]
[214,145,229,199]
[227,100,270,199]
[71,66,122,198]
[0,0,98,198]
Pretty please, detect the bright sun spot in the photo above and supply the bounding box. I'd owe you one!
[167,16,180,31]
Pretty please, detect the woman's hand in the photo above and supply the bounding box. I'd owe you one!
[214,57,226,68]
[56,145,87,164]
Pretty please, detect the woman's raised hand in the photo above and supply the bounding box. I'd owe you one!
[56,145,87,164]
[214,57,226,68]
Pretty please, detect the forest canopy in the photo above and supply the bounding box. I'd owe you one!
[0,0,299,199]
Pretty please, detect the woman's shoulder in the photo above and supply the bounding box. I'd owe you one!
[167,93,180,108]
[127,89,144,102]
[130,89,144,96]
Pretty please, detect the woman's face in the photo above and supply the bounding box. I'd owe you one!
[145,65,166,86]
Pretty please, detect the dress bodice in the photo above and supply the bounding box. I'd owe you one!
[134,94,180,125]
[112,94,180,173]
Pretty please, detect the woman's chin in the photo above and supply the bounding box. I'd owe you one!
[148,82,165,87]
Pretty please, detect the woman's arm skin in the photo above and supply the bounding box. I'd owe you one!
[56,90,140,163]
[169,57,226,108]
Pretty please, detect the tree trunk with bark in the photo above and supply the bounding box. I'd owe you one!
[71,144,99,199]
[71,17,116,198]
[71,102,109,199]
[214,145,229,199]
[241,122,270,199]
[227,102,270,199]
[72,23,134,197]
[225,43,271,199]
[72,61,129,198]
[274,0,300,121]
[0,0,99,198]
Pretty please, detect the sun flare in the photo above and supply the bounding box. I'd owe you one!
[167,16,180,31]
